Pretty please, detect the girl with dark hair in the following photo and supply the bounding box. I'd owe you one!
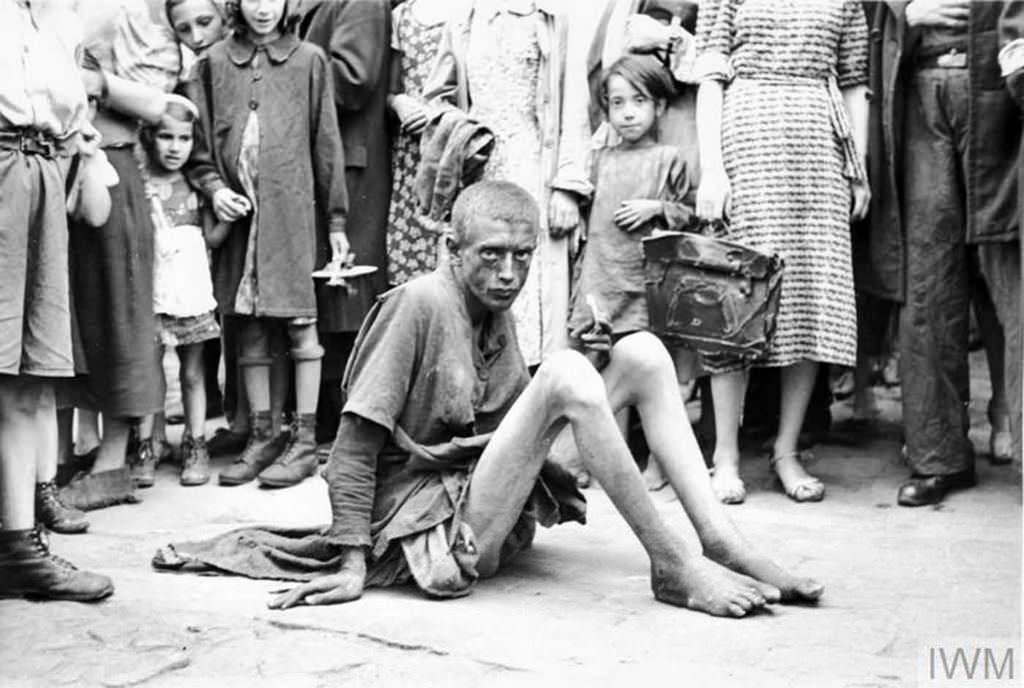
[568,55,694,343]
[185,0,349,488]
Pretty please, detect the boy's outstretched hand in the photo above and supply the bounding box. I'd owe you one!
[268,570,365,609]
[614,199,662,232]
[268,546,366,610]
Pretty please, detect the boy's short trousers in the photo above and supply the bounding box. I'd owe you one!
[0,150,73,377]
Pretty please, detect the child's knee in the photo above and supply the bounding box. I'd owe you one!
[287,322,323,362]
[238,320,272,366]
[179,355,205,390]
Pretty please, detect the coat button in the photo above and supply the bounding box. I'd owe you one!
[249,99,258,110]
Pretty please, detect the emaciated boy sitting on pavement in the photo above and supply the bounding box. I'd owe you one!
[155,180,822,618]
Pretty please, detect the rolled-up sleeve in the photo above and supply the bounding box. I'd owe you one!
[693,0,739,83]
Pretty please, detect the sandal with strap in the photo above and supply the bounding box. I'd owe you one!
[770,450,824,503]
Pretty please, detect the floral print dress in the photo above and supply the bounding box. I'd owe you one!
[386,1,447,285]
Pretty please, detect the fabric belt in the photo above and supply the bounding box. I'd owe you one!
[732,73,867,183]
[911,47,968,70]
[0,129,68,159]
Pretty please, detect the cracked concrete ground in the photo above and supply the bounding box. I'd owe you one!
[1,351,1020,687]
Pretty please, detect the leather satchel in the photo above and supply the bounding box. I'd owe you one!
[642,229,784,359]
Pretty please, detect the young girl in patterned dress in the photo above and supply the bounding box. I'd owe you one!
[140,100,225,486]
[386,0,450,285]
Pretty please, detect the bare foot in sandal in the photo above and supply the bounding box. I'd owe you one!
[771,450,824,502]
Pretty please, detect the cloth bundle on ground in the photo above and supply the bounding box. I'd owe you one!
[414,108,494,222]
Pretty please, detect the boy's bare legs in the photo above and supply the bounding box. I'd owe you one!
[36,387,58,484]
[609,333,823,602]
[0,377,44,529]
[465,349,772,618]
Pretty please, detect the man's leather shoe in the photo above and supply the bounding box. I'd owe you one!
[0,527,113,601]
[897,470,977,507]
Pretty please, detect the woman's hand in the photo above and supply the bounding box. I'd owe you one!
[212,188,251,223]
[696,168,731,221]
[391,94,429,135]
[850,179,871,222]
[905,0,969,28]
[613,199,662,232]
[548,189,580,239]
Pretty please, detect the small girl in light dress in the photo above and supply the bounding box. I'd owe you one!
[140,98,226,486]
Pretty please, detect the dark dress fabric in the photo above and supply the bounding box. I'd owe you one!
[69,146,162,417]
[298,0,392,333]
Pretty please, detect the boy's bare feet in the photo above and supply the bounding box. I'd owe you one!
[704,540,823,603]
[651,555,775,618]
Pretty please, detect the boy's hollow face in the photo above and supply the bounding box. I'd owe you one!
[453,216,537,314]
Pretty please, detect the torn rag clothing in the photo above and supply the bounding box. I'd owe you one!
[152,458,582,598]
[414,108,494,222]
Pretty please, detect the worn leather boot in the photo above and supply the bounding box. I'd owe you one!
[35,481,89,534]
[58,467,140,512]
[130,437,159,488]
[219,411,287,486]
[257,413,319,488]
[180,434,211,486]
[0,527,113,601]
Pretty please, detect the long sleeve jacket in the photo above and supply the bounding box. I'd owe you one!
[866,1,1020,301]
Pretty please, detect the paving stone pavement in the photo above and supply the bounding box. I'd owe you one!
[1,353,1020,687]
